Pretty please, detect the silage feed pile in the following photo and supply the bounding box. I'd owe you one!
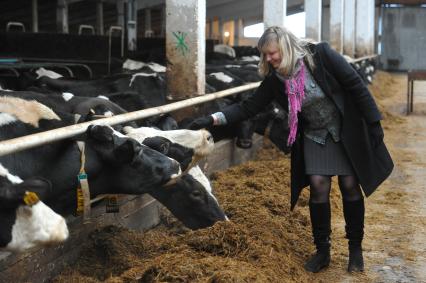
[53,71,397,283]
[53,145,345,283]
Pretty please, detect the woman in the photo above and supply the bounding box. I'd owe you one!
[188,26,393,273]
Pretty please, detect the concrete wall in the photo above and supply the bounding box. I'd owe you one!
[381,7,426,71]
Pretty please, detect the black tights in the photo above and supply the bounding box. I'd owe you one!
[309,175,363,203]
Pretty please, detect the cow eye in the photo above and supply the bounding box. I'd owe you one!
[190,190,202,199]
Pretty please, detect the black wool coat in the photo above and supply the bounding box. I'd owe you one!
[222,42,394,210]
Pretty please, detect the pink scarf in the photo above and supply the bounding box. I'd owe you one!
[285,60,306,146]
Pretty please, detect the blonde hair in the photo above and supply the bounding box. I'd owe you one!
[257,26,315,77]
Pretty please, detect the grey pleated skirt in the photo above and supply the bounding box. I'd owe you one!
[303,135,355,176]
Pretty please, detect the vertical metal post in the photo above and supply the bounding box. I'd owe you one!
[32,0,38,33]
[108,26,123,74]
[57,0,69,33]
[234,18,243,46]
[127,0,137,51]
[96,0,104,35]
[144,8,152,37]
[116,0,125,29]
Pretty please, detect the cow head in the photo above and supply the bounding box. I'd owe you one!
[149,166,227,229]
[85,125,182,193]
[123,126,214,170]
[0,165,69,252]
[141,136,194,172]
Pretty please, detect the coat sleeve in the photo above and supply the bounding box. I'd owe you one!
[319,42,382,123]
[221,76,276,124]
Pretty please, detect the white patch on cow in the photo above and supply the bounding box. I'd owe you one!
[147,62,166,73]
[214,44,236,58]
[0,85,12,92]
[210,72,233,83]
[97,95,109,100]
[123,59,145,70]
[129,72,157,87]
[103,111,114,117]
[35,68,63,79]
[124,127,215,159]
[0,163,23,184]
[241,55,260,62]
[0,97,61,127]
[246,64,258,69]
[0,113,17,127]
[225,65,241,69]
[6,202,69,252]
[62,92,74,101]
[188,166,227,220]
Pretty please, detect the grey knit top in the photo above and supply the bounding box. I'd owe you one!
[276,67,342,145]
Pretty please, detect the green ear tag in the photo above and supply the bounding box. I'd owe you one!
[78,173,88,180]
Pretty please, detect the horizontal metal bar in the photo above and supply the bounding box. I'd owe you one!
[352,54,378,63]
[0,82,261,157]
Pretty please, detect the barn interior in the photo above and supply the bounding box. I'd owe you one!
[0,1,426,282]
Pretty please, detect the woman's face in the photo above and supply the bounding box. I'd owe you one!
[263,42,282,69]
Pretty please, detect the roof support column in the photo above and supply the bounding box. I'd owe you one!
[305,0,322,41]
[32,0,38,32]
[166,0,206,103]
[56,0,69,33]
[330,0,344,52]
[144,8,152,37]
[96,0,104,35]
[116,0,125,29]
[127,0,137,51]
[343,0,355,57]
[356,0,375,56]
[263,0,287,29]
[234,19,243,46]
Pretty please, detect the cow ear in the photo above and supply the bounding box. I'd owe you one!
[87,125,114,143]
[142,137,171,154]
[18,177,52,201]
[114,139,140,164]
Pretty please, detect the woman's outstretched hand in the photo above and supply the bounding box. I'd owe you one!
[187,116,214,130]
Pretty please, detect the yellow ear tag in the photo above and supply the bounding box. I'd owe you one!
[23,191,40,206]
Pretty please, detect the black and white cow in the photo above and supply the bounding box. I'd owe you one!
[21,68,176,129]
[0,163,69,252]
[122,126,227,229]
[0,96,227,230]
[0,97,182,217]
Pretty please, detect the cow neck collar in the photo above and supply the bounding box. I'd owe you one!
[76,141,91,222]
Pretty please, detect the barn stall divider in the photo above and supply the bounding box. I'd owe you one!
[0,81,262,283]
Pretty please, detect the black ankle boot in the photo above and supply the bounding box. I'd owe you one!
[343,199,365,272]
[304,202,331,273]
[348,246,364,272]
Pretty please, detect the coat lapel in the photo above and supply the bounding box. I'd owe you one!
[307,44,332,96]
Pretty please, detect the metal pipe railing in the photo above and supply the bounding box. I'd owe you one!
[0,82,261,157]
